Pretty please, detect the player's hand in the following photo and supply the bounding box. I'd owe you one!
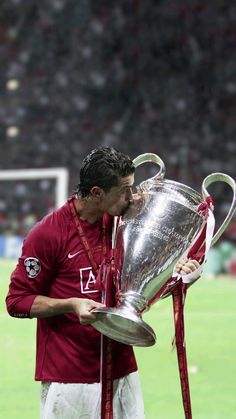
[71,298,105,325]
[175,256,200,276]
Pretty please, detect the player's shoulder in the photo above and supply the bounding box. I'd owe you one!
[26,201,71,241]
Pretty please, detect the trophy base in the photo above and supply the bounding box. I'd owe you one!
[92,307,156,347]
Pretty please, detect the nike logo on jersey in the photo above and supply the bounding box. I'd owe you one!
[68,250,83,259]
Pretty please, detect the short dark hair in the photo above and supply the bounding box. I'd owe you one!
[76,146,135,197]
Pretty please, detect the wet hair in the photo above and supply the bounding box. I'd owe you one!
[76,146,135,198]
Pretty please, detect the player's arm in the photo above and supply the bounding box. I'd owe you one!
[29,295,104,325]
[6,224,105,325]
[6,222,55,318]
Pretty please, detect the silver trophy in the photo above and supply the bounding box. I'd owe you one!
[93,154,236,346]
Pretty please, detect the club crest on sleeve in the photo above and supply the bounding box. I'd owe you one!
[24,257,41,279]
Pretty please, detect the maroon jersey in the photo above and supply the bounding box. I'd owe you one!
[6,198,137,383]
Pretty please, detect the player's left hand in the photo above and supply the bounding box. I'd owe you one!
[175,256,200,276]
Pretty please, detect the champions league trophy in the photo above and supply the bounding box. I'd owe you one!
[93,154,236,346]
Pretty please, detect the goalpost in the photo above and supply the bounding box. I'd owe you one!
[0,167,69,209]
[0,167,69,259]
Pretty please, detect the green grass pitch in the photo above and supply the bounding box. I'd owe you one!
[1,258,236,419]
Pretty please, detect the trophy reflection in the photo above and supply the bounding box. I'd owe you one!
[93,154,236,347]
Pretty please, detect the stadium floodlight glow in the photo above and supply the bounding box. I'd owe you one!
[6,79,20,90]
[0,168,69,208]
[6,126,19,137]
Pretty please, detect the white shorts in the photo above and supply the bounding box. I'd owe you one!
[40,371,145,419]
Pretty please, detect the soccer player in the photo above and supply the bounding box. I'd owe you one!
[6,146,200,419]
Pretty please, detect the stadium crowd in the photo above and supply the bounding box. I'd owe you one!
[0,0,235,256]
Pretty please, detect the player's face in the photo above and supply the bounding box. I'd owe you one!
[101,174,135,216]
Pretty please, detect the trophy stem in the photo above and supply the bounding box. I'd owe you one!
[117,291,149,313]
[93,292,156,347]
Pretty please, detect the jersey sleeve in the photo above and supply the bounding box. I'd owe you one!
[6,216,59,318]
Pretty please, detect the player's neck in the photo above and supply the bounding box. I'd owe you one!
[73,197,103,224]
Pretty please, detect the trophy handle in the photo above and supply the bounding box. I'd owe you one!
[133,153,166,180]
[202,172,236,246]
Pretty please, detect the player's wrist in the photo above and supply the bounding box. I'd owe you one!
[68,297,83,314]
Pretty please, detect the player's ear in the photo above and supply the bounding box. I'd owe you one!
[90,186,105,199]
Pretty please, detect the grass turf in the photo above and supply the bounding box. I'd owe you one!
[1,258,236,418]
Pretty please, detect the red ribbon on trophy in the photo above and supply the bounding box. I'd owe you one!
[171,196,215,419]
[99,253,116,419]
[96,216,120,419]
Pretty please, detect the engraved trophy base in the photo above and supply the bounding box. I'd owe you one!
[92,307,156,347]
